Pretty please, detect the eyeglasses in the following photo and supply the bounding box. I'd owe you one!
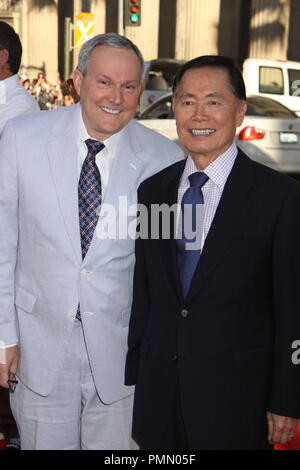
[7,372,18,393]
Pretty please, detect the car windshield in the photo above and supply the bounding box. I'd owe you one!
[246,97,297,118]
[139,95,298,120]
[138,95,174,120]
[144,60,185,90]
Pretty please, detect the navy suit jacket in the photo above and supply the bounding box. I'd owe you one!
[126,149,300,450]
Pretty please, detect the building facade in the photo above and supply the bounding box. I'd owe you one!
[1,0,300,84]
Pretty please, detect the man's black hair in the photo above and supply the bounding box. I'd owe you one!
[173,55,246,101]
[0,21,22,74]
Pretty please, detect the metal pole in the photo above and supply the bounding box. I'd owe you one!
[64,17,71,81]
[118,0,124,36]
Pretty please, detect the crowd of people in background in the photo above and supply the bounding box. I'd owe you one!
[19,72,79,110]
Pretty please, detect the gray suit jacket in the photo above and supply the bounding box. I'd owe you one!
[0,103,184,402]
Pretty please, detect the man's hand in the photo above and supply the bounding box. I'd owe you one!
[267,411,299,445]
[0,346,19,389]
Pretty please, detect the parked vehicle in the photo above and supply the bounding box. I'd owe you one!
[136,93,300,174]
[140,58,186,111]
[242,58,300,117]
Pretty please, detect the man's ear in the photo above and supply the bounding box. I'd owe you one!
[72,68,82,97]
[137,80,144,109]
[236,100,247,127]
[171,98,176,115]
[0,49,9,66]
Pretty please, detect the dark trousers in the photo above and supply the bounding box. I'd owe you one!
[138,368,190,450]
[140,403,189,450]
[0,388,18,439]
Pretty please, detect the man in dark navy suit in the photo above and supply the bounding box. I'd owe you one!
[125,56,300,450]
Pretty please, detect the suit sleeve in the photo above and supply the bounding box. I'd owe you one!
[125,184,150,385]
[269,182,300,417]
[0,121,19,348]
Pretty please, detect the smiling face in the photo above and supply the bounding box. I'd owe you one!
[73,45,143,141]
[173,66,246,169]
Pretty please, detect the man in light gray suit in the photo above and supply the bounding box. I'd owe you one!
[0,33,184,450]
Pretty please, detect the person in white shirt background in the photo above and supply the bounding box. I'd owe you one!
[0,21,40,137]
[0,20,40,451]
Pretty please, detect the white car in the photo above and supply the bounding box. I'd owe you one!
[136,93,300,174]
[242,58,300,116]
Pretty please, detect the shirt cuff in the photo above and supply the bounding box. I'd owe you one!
[0,343,18,349]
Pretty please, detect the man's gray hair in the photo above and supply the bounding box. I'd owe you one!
[77,32,144,79]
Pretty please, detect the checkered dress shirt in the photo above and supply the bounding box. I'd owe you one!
[177,143,238,250]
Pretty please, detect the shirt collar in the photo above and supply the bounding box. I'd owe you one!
[0,74,19,104]
[182,143,238,190]
[76,102,120,156]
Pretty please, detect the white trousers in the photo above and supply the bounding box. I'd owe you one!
[10,319,138,450]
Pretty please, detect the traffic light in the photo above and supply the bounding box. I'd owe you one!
[125,0,142,27]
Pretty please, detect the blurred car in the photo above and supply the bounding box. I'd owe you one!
[140,59,186,111]
[136,93,300,174]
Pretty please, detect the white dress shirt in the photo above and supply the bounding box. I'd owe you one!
[76,104,120,199]
[0,76,40,348]
[3,105,121,350]
[0,74,40,136]
[177,143,238,250]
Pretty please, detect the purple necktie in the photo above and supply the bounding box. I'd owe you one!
[76,139,104,320]
[79,138,104,258]
[176,171,209,298]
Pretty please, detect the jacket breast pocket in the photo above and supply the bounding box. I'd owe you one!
[14,286,37,315]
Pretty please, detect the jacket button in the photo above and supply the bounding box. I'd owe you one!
[181,309,189,318]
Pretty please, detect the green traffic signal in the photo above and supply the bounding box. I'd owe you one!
[130,13,139,23]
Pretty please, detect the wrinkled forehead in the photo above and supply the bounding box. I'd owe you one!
[181,66,231,89]
[174,66,238,102]
[88,45,143,80]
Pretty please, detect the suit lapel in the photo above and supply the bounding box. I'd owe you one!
[83,124,145,263]
[186,151,255,303]
[46,106,82,264]
[160,160,186,302]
